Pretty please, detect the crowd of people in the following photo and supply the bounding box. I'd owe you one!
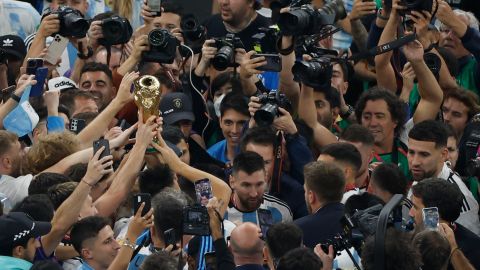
[0,0,480,269]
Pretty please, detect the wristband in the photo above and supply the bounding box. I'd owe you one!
[340,104,354,119]
[377,8,390,20]
[10,93,21,103]
[122,238,136,250]
[81,179,94,187]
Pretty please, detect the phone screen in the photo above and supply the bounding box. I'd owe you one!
[194,178,212,206]
[257,208,274,238]
[148,0,162,16]
[422,207,439,230]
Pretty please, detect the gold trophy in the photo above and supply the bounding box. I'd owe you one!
[133,75,162,122]
[133,75,161,152]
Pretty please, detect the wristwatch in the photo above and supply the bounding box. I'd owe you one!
[340,104,354,119]
[377,8,390,21]
[10,93,21,103]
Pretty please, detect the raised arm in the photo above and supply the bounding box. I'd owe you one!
[0,75,36,129]
[279,35,300,113]
[41,146,113,256]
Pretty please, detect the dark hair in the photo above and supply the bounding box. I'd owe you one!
[408,120,447,148]
[371,163,408,195]
[92,11,116,21]
[60,90,99,116]
[80,62,113,83]
[220,92,250,118]
[266,223,303,262]
[209,71,241,100]
[139,164,175,196]
[340,124,374,146]
[29,260,63,270]
[444,87,480,121]
[411,178,463,222]
[276,247,322,270]
[413,230,450,270]
[232,151,265,176]
[355,87,407,136]
[47,182,78,210]
[361,228,422,270]
[314,86,340,109]
[320,142,362,172]
[303,161,345,203]
[140,251,178,270]
[344,193,384,217]
[444,123,458,142]
[162,2,183,17]
[29,172,71,195]
[240,126,276,151]
[70,216,111,254]
[11,194,54,222]
[162,126,186,145]
[152,188,190,243]
[66,163,110,186]
[72,111,99,126]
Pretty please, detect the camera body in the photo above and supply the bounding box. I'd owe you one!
[99,16,133,46]
[143,29,179,64]
[252,27,279,54]
[211,34,245,71]
[43,6,89,38]
[466,158,480,178]
[399,0,433,15]
[292,56,333,89]
[182,204,210,236]
[254,91,291,126]
[278,0,346,36]
[181,14,206,54]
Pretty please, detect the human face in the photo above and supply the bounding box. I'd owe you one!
[2,141,23,177]
[174,120,193,139]
[447,136,459,169]
[152,12,181,30]
[313,91,334,128]
[73,97,99,116]
[218,0,253,26]
[439,15,471,59]
[407,139,446,182]
[213,83,232,102]
[331,64,348,95]
[442,98,469,138]
[342,140,373,177]
[19,237,38,262]
[84,226,121,268]
[409,195,425,228]
[177,139,190,165]
[66,0,89,15]
[361,100,397,146]
[220,109,249,147]
[95,47,122,70]
[79,71,115,107]
[245,143,274,182]
[230,170,266,212]
[79,195,98,219]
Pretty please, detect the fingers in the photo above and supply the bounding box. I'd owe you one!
[135,202,145,217]
[93,146,105,160]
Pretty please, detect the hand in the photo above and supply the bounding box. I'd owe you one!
[104,126,123,141]
[368,161,383,172]
[314,244,334,270]
[123,40,134,59]
[438,223,458,249]
[110,123,138,149]
[43,89,60,115]
[239,51,267,79]
[126,203,154,242]
[171,28,184,44]
[401,62,416,92]
[84,146,114,185]
[150,132,183,171]
[349,0,377,21]
[87,20,104,47]
[391,0,407,17]
[131,35,150,61]
[401,40,424,64]
[38,14,60,38]
[435,1,455,26]
[273,107,297,135]
[141,0,158,26]
[410,11,432,47]
[199,39,218,64]
[14,74,37,96]
[207,197,224,240]
[115,71,139,105]
[248,96,262,117]
[135,109,160,148]
[234,48,247,67]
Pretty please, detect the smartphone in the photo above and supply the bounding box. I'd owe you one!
[422,207,439,230]
[45,34,69,65]
[133,193,152,216]
[26,58,44,75]
[148,0,162,17]
[251,54,282,72]
[163,228,177,249]
[70,118,86,134]
[204,251,217,270]
[257,208,274,238]
[29,67,48,97]
[1,86,15,103]
[93,138,111,160]
[194,178,213,206]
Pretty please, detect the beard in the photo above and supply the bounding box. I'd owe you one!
[237,195,263,212]
[411,168,437,182]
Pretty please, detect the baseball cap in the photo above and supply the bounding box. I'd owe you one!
[160,92,195,125]
[0,35,27,60]
[48,76,78,91]
[0,212,52,248]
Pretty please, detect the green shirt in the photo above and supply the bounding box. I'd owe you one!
[456,56,479,96]
[370,139,412,179]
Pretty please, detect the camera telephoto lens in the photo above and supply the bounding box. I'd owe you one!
[149,29,168,48]
[254,104,278,127]
[212,45,234,71]
[278,8,311,35]
[63,11,89,37]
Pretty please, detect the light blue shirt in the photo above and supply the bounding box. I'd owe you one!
[332,0,354,51]
[207,139,229,164]
[0,0,41,40]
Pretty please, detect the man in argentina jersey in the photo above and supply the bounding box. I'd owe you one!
[407,120,480,236]
[225,152,292,226]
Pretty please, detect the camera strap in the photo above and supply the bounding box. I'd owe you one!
[348,33,417,63]
[270,131,284,196]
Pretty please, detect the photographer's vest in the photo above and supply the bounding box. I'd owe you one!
[370,139,411,179]
[456,57,479,97]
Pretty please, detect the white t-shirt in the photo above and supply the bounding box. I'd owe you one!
[0,174,33,206]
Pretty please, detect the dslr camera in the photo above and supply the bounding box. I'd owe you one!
[278,0,346,36]
[466,157,480,178]
[254,91,291,127]
[211,33,245,71]
[292,56,333,89]
[181,14,206,54]
[183,204,210,236]
[143,29,179,64]
[98,16,133,46]
[43,6,89,38]
[398,0,433,16]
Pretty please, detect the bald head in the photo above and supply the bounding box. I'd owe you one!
[230,222,264,265]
